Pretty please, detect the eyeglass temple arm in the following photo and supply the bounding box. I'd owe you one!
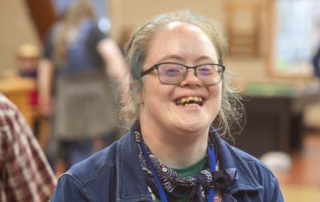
[140,66,157,77]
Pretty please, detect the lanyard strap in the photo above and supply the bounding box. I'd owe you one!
[140,139,168,202]
[140,138,216,202]
[207,144,216,202]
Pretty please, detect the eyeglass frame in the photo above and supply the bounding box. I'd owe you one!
[140,62,226,86]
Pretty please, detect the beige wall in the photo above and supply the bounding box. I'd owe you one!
[109,0,252,41]
[120,0,225,34]
[0,0,40,77]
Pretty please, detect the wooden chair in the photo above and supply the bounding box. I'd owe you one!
[225,1,262,57]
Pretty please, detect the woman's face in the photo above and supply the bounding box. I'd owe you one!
[139,22,222,135]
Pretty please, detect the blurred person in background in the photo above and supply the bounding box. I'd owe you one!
[312,2,320,79]
[14,43,42,137]
[38,0,124,175]
[312,21,320,78]
[15,43,40,108]
[51,10,283,201]
[15,43,40,80]
[0,93,56,202]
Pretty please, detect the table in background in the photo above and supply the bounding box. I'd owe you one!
[0,78,36,126]
[233,82,320,157]
[0,78,48,149]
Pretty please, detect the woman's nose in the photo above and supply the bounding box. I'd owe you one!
[179,69,201,87]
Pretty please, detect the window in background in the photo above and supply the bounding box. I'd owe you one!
[272,0,320,77]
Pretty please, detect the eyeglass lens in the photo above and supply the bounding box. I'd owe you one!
[157,63,223,85]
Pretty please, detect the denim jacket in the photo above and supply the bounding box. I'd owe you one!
[51,125,283,202]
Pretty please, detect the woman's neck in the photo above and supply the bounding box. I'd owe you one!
[140,123,208,168]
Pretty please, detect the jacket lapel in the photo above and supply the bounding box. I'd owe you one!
[116,127,153,201]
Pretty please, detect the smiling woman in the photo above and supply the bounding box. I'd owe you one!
[121,12,243,140]
[51,10,284,202]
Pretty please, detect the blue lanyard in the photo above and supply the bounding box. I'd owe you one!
[140,139,167,202]
[140,138,216,202]
[207,144,216,202]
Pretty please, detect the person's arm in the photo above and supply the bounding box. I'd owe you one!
[97,38,126,81]
[37,58,54,116]
[37,23,56,117]
[0,94,56,202]
[96,38,129,102]
[50,175,89,202]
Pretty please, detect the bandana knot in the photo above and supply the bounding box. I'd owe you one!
[212,168,238,189]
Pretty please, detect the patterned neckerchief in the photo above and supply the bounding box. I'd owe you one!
[133,121,237,202]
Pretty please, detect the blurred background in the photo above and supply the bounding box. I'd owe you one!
[0,0,319,201]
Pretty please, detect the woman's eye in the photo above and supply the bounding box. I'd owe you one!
[198,67,214,75]
[161,64,181,74]
[166,68,179,73]
[164,68,180,76]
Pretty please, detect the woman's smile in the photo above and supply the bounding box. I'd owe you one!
[175,96,204,107]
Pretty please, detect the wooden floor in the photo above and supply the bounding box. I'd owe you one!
[273,130,320,201]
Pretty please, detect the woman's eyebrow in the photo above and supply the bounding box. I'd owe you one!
[158,54,184,63]
[194,55,217,63]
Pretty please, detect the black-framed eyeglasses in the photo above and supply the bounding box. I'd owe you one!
[140,62,225,86]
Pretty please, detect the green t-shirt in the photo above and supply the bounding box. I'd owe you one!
[154,156,206,202]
